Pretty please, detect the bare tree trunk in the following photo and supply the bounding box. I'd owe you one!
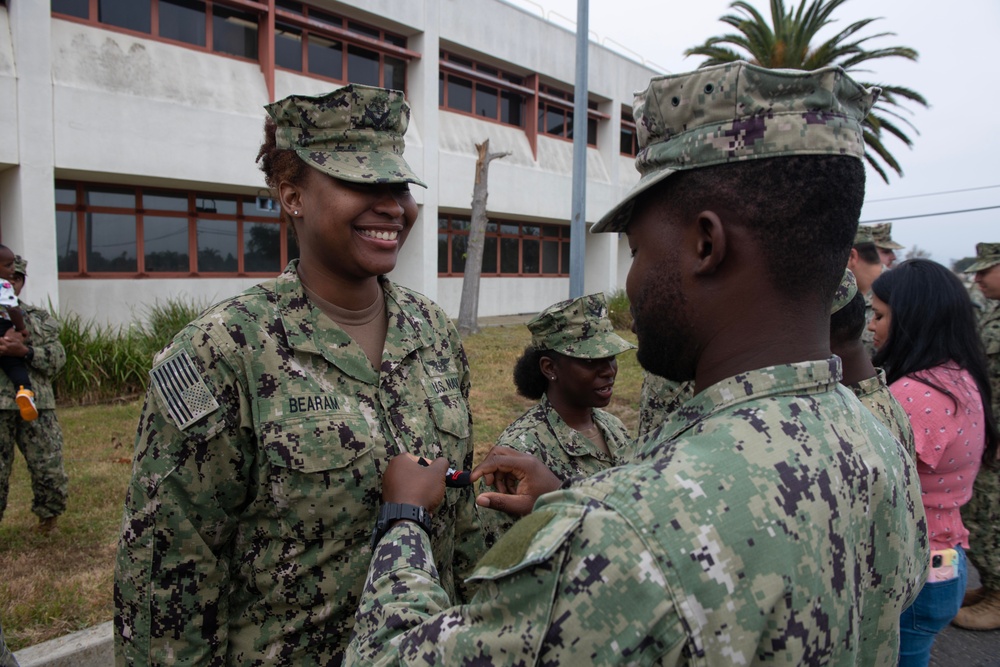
[457,139,510,335]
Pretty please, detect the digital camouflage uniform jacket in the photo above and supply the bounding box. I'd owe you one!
[848,368,917,462]
[637,372,695,440]
[347,358,927,666]
[114,263,484,666]
[0,303,64,409]
[480,395,632,543]
[861,292,877,358]
[979,301,1000,419]
[965,300,1000,591]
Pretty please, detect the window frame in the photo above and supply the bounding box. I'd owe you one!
[538,84,605,147]
[51,0,417,90]
[272,5,415,89]
[437,214,571,278]
[439,52,531,128]
[620,108,639,157]
[56,180,295,279]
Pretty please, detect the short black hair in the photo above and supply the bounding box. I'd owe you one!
[512,346,548,399]
[646,155,864,303]
[872,259,998,464]
[853,242,881,265]
[829,290,866,347]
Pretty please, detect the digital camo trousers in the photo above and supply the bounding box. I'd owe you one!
[965,464,1000,591]
[0,410,68,522]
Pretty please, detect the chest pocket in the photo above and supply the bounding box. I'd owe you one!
[390,351,470,457]
[260,412,375,542]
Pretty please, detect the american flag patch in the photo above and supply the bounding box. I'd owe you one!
[150,349,220,430]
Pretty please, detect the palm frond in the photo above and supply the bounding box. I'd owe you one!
[689,0,925,182]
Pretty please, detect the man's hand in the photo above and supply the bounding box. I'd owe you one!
[471,446,562,518]
[382,454,447,513]
[0,334,28,357]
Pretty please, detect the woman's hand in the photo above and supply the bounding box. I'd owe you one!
[382,454,447,513]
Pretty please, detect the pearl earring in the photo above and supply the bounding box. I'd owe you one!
[293,210,299,216]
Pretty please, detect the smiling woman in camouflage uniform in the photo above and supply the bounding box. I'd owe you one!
[113,84,484,665]
[480,293,634,542]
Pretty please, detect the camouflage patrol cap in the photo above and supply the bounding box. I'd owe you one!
[528,293,635,359]
[964,242,1000,273]
[854,225,875,246]
[831,268,858,315]
[265,84,427,187]
[592,62,879,233]
[12,255,26,276]
[870,222,904,250]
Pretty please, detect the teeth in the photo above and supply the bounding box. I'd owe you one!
[360,229,398,241]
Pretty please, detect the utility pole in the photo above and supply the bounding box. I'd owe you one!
[568,0,589,298]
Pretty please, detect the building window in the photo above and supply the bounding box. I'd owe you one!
[621,108,638,157]
[52,0,411,86]
[439,52,527,128]
[438,215,570,277]
[212,5,258,59]
[539,84,600,146]
[160,0,208,47]
[274,3,409,89]
[56,181,296,277]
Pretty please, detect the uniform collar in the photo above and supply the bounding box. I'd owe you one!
[274,261,438,384]
[846,368,887,400]
[540,395,615,463]
[641,357,843,451]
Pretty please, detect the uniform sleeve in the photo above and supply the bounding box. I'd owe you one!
[447,325,488,601]
[114,328,253,666]
[346,497,686,666]
[23,308,66,376]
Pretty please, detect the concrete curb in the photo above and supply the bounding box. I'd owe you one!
[12,622,112,667]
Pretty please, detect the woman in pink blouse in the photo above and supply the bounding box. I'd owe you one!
[869,259,998,667]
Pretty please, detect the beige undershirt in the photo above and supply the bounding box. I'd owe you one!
[577,420,610,457]
[304,284,388,370]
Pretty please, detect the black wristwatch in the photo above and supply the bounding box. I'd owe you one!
[24,345,34,363]
[370,502,431,550]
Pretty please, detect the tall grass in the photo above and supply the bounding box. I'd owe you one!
[606,288,633,332]
[54,299,206,405]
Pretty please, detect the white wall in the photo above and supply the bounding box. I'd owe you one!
[0,8,17,167]
[58,277,266,329]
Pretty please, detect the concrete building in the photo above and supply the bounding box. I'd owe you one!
[0,0,656,327]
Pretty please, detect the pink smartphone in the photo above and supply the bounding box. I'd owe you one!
[929,548,958,583]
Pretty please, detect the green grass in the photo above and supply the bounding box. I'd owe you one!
[0,400,141,650]
[0,323,641,651]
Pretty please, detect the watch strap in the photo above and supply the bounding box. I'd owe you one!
[370,502,431,550]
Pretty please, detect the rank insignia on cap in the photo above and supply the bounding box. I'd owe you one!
[150,349,220,430]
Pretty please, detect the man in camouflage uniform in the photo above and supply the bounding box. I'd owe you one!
[637,373,694,439]
[869,221,905,268]
[482,293,634,543]
[114,85,485,665]
[0,256,68,534]
[954,241,1000,630]
[847,226,883,357]
[830,268,915,460]
[348,63,927,665]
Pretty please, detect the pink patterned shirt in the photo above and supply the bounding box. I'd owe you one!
[889,364,986,550]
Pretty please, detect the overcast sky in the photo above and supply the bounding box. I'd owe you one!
[509,0,999,267]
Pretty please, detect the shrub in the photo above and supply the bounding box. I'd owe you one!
[605,289,633,331]
[53,298,205,405]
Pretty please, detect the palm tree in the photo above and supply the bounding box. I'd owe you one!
[685,0,927,182]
